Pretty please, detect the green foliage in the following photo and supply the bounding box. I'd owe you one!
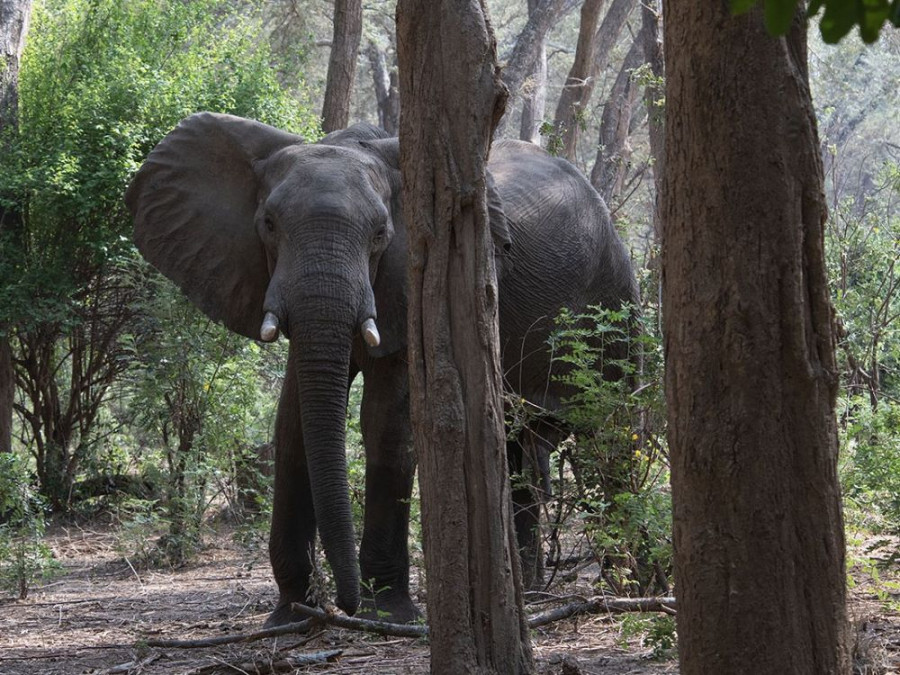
[0,454,60,599]
[839,397,900,532]
[619,613,677,659]
[0,0,316,513]
[537,303,671,597]
[124,272,281,564]
[731,0,899,43]
[1,0,315,330]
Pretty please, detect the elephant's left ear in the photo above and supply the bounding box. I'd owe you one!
[487,172,512,275]
[126,112,304,340]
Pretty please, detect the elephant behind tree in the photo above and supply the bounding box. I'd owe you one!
[125,113,639,627]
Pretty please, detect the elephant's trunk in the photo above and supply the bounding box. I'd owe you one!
[289,275,365,616]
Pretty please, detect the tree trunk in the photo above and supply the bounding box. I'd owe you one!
[518,0,547,144]
[0,0,33,454]
[322,0,363,133]
[640,0,664,242]
[590,36,642,204]
[396,1,532,673]
[551,0,604,160]
[365,41,399,135]
[662,4,849,673]
[550,0,635,157]
[497,0,569,133]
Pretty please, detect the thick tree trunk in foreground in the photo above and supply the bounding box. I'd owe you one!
[322,0,362,132]
[662,4,849,673]
[0,0,32,454]
[396,2,532,673]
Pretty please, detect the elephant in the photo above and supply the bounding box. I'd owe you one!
[125,112,639,627]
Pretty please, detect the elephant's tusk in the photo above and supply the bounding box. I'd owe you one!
[361,318,380,348]
[260,312,280,342]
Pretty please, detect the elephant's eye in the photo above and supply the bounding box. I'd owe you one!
[372,227,387,247]
[265,216,275,234]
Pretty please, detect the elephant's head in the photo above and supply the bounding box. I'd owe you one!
[125,113,510,615]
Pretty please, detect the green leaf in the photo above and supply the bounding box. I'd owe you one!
[731,0,759,15]
[819,0,861,42]
[764,0,800,35]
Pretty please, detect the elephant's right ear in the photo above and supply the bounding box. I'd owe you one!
[126,112,303,339]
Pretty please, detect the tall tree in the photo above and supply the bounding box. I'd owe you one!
[365,40,399,134]
[552,0,636,159]
[497,0,569,128]
[396,1,532,672]
[590,36,642,203]
[640,0,664,240]
[662,3,849,673]
[551,0,604,158]
[322,0,363,132]
[518,0,548,143]
[0,0,32,455]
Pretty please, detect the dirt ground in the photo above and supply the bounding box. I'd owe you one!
[0,521,897,675]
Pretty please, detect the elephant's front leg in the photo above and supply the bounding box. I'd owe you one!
[357,353,419,623]
[265,351,318,628]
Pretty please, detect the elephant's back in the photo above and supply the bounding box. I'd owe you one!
[490,141,638,410]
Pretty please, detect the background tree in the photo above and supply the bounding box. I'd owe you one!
[662,3,848,672]
[397,0,532,672]
[322,0,362,131]
[0,0,32,456]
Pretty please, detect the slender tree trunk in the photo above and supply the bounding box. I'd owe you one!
[518,0,547,143]
[365,41,399,135]
[322,0,363,132]
[640,0,664,242]
[662,4,849,673]
[0,0,32,455]
[590,37,642,204]
[552,0,604,159]
[396,1,532,673]
[496,0,569,135]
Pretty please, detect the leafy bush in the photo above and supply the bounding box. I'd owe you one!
[0,454,59,599]
[517,303,671,597]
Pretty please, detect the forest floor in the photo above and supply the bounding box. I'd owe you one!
[0,519,897,675]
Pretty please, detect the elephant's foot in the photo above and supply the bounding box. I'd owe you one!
[358,585,421,624]
[264,597,315,628]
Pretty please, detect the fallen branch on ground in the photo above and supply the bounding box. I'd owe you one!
[132,595,676,650]
[527,596,677,628]
[291,603,429,638]
[184,649,343,675]
[291,596,677,638]
[141,619,313,648]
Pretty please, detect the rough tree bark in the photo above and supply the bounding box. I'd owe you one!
[662,4,849,673]
[321,0,363,132]
[590,36,642,204]
[518,0,548,144]
[551,0,604,159]
[396,1,533,673]
[0,0,32,455]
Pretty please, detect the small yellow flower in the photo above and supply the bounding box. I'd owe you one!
[631,433,639,441]
[634,450,642,458]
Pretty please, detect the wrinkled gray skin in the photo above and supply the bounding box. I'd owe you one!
[126,113,638,627]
